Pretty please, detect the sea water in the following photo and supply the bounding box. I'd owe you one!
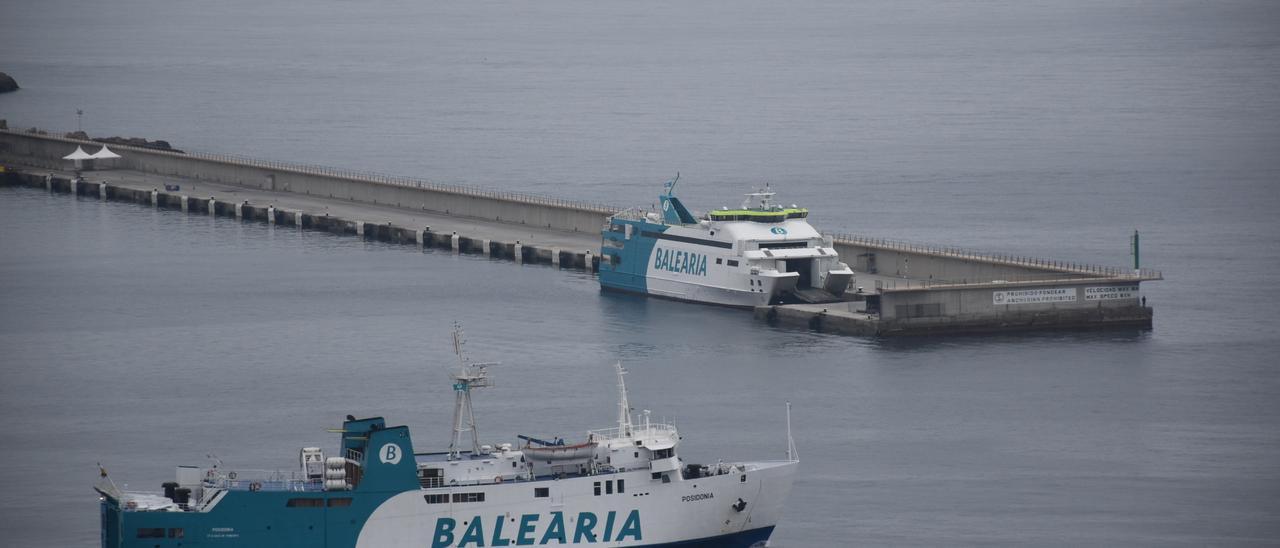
[1,0,1278,545]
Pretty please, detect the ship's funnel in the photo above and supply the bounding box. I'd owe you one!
[659,174,697,225]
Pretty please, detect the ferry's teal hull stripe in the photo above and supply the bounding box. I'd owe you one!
[599,220,665,295]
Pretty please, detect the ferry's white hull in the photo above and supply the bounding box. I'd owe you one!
[356,461,797,547]
[644,275,795,309]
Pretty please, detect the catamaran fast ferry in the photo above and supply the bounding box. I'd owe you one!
[599,177,854,307]
[96,335,799,548]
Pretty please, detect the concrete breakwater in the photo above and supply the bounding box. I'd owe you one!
[1,128,1162,336]
[0,129,612,234]
[0,170,596,270]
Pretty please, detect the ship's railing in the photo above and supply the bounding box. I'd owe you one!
[587,423,679,442]
[204,469,323,492]
[608,207,657,223]
[864,272,1163,292]
[828,232,1163,281]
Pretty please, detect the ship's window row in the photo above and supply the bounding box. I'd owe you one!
[652,448,674,460]
[453,492,485,503]
[759,241,809,250]
[286,498,324,508]
[328,497,353,507]
[424,494,449,504]
[136,527,184,539]
[593,479,624,496]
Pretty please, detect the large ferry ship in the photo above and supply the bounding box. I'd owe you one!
[96,331,798,547]
[599,177,853,307]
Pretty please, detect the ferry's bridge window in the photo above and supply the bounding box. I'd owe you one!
[424,494,448,504]
[418,467,444,489]
[452,492,485,503]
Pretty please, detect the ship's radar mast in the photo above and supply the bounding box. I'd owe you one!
[448,323,497,460]
[742,183,777,210]
[615,363,634,437]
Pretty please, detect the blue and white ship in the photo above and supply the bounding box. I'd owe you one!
[599,177,853,307]
[96,330,799,548]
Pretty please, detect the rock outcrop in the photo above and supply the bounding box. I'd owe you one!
[92,136,184,154]
[0,72,18,93]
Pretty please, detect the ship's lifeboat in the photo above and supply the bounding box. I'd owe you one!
[521,442,597,461]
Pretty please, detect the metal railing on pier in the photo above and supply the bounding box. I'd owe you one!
[830,232,1163,281]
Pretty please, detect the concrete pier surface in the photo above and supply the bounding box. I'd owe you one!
[0,164,600,269]
[1,128,1162,336]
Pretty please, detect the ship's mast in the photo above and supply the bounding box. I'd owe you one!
[615,363,633,437]
[448,324,495,460]
[742,183,776,210]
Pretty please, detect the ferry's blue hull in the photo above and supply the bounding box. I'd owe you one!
[103,491,776,548]
[649,526,775,547]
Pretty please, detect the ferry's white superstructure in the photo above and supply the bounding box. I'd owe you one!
[599,177,853,307]
[97,328,798,548]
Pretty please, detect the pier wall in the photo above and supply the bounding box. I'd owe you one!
[830,239,1146,285]
[0,170,596,270]
[0,130,614,234]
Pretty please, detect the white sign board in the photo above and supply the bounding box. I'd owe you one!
[993,287,1077,305]
[1084,286,1139,301]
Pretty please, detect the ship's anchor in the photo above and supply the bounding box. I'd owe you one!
[732,498,747,512]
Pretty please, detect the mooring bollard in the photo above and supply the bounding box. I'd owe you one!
[552,248,561,268]
[99,182,107,200]
[514,240,524,264]
[451,232,460,253]
[267,206,275,224]
[208,197,216,216]
[585,250,594,272]
[482,239,492,257]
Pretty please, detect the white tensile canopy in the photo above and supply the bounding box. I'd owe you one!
[62,146,94,160]
[89,145,122,159]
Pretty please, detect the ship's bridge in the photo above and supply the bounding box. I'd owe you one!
[712,218,824,245]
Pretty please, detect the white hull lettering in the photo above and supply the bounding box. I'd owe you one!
[433,510,641,548]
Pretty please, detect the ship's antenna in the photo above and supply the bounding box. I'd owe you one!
[663,172,680,195]
[447,322,497,460]
[786,401,798,462]
[615,363,634,437]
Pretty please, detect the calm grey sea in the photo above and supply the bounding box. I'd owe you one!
[2,0,1279,545]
